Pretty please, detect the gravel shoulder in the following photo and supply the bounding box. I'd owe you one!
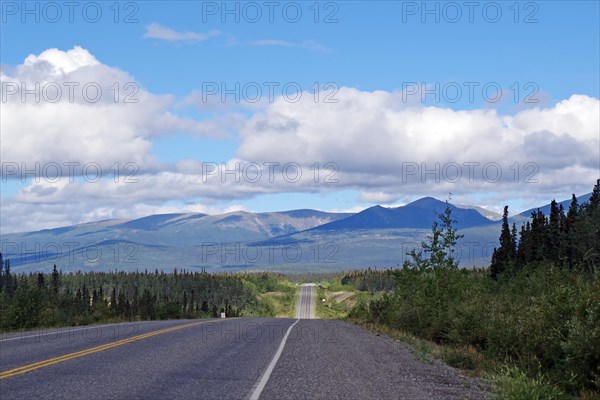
[262,319,492,400]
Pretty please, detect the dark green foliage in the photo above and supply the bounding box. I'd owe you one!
[495,180,600,277]
[491,206,516,279]
[51,264,60,294]
[403,201,463,271]
[0,268,288,331]
[349,262,599,395]
[340,268,397,292]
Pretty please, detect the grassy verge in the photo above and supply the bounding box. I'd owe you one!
[256,282,298,318]
[315,282,364,319]
[347,317,586,400]
[317,272,592,399]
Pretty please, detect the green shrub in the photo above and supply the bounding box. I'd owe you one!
[490,366,564,400]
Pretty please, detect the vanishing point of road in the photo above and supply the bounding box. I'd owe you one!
[295,283,316,319]
[0,284,489,399]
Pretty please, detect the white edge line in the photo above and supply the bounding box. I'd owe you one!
[249,319,300,400]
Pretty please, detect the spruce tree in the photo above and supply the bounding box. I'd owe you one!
[548,200,561,264]
[565,195,579,270]
[0,253,4,293]
[5,259,15,297]
[511,223,518,261]
[51,264,60,295]
[37,273,45,289]
[491,206,514,279]
[529,210,547,263]
[110,287,117,313]
[589,179,600,211]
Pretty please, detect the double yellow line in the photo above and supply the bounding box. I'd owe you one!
[0,319,222,379]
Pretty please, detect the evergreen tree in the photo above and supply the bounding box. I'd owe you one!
[583,179,600,272]
[117,290,127,316]
[529,210,547,263]
[565,195,579,270]
[511,223,518,260]
[4,259,15,297]
[51,264,60,295]
[110,287,117,311]
[490,206,515,279]
[183,291,188,313]
[82,284,90,312]
[589,179,600,211]
[37,273,45,289]
[0,253,4,293]
[517,224,528,264]
[92,289,98,310]
[548,200,562,264]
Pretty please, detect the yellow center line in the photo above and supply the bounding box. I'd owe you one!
[0,319,225,379]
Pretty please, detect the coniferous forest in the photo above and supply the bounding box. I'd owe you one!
[0,267,291,331]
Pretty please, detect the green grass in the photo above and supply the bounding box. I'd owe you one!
[315,285,364,319]
[488,366,566,400]
[348,302,597,400]
[258,283,297,318]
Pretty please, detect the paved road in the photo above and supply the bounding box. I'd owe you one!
[0,296,490,399]
[295,284,315,319]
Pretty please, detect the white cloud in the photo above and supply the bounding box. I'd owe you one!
[1,46,220,179]
[236,88,598,201]
[358,191,399,204]
[22,46,100,75]
[251,39,295,47]
[143,23,220,42]
[250,39,329,52]
[326,205,368,214]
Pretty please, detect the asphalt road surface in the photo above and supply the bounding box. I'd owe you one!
[0,292,490,399]
[295,284,315,319]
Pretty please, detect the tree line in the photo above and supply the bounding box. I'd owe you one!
[0,265,288,331]
[491,180,600,278]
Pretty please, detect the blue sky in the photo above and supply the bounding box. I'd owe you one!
[1,1,599,232]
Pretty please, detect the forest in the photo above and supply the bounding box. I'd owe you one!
[0,266,292,331]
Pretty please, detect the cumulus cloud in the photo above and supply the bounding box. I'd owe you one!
[1,46,223,179]
[143,23,221,42]
[236,88,598,200]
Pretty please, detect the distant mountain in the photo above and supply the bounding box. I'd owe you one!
[11,193,590,273]
[516,192,592,218]
[455,204,502,221]
[116,213,208,231]
[1,209,351,272]
[309,197,497,231]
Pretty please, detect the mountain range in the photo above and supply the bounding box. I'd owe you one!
[1,193,592,273]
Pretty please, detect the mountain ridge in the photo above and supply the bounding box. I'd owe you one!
[2,194,591,272]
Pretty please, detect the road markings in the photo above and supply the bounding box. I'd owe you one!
[295,284,315,319]
[249,318,300,400]
[0,319,222,380]
[0,322,127,342]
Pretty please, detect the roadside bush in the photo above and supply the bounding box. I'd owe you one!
[349,266,600,396]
